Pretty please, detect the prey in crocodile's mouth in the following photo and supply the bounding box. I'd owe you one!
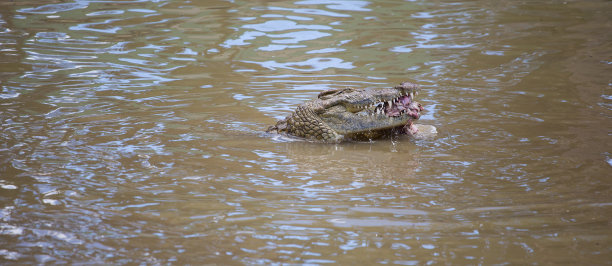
[380,94,423,119]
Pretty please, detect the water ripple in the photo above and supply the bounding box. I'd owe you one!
[244,57,354,71]
[242,19,332,32]
[18,2,89,14]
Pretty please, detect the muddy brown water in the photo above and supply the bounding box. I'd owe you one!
[1,0,611,264]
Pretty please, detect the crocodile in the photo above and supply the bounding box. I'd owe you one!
[267,81,428,142]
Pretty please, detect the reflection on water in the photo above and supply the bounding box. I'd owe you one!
[1,0,611,264]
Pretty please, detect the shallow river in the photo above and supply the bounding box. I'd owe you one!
[1,0,611,264]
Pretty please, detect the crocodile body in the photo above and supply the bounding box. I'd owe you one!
[267,81,425,142]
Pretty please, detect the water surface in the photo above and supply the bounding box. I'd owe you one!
[1,0,611,264]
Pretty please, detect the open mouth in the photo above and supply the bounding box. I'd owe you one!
[356,92,424,135]
[368,93,423,119]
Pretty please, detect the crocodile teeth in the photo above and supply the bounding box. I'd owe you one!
[410,92,414,99]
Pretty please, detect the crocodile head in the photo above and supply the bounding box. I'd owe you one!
[314,81,423,140]
[269,81,424,142]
